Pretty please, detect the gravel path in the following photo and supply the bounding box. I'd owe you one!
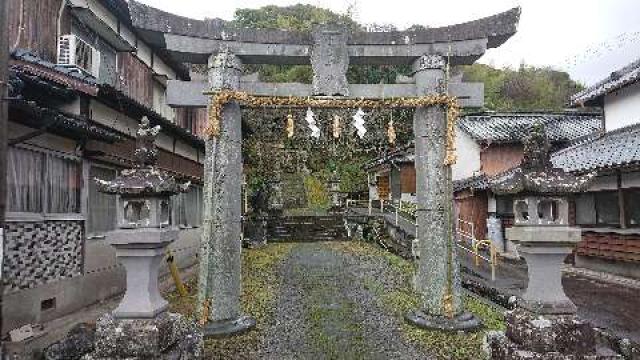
[256,242,433,359]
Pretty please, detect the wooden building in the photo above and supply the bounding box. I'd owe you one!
[552,57,640,278]
[3,0,206,351]
[552,124,640,276]
[367,112,603,247]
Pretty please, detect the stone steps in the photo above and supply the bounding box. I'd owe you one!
[263,215,348,242]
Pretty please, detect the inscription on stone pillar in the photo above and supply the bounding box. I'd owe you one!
[311,26,349,96]
[208,50,243,91]
[412,55,447,95]
[413,54,446,71]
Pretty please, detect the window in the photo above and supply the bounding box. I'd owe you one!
[495,196,514,216]
[7,147,43,212]
[595,191,620,226]
[172,185,203,227]
[7,147,81,214]
[626,189,640,227]
[87,166,117,235]
[575,194,596,225]
[537,199,559,222]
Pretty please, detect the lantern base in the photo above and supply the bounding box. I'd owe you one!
[405,310,482,332]
[203,316,256,338]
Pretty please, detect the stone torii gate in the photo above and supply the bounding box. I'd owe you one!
[127,1,520,336]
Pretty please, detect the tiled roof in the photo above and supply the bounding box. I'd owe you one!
[458,112,603,144]
[570,58,640,107]
[551,123,640,173]
[453,174,489,192]
[364,142,415,170]
[9,99,123,144]
[12,49,98,84]
[11,50,202,149]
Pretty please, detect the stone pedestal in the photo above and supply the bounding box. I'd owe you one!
[489,222,597,358]
[82,312,202,360]
[487,308,596,360]
[506,226,581,314]
[488,224,596,359]
[108,228,176,319]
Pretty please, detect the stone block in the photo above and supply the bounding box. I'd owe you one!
[82,312,202,360]
[44,324,95,360]
[497,308,596,357]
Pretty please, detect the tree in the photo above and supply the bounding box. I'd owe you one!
[460,63,583,111]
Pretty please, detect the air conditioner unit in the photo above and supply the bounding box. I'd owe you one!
[57,35,101,78]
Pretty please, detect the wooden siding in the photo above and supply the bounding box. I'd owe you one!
[117,53,154,108]
[7,0,70,62]
[86,138,203,180]
[577,232,640,262]
[400,164,416,194]
[480,144,524,176]
[455,191,488,240]
[175,108,208,137]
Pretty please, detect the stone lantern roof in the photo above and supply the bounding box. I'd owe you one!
[489,123,596,195]
[95,117,190,197]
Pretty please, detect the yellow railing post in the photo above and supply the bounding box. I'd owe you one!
[490,244,496,281]
[166,249,188,297]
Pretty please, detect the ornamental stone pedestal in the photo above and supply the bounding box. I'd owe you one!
[197,51,256,338]
[405,55,482,331]
[84,118,202,359]
[487,123,598,360]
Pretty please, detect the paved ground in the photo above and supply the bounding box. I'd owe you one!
[461,250,640,343]
[564,272,640,342]
[256,242,434,359]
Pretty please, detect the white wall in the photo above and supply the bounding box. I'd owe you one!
[153,80,175,121]
[604,81,640,131]
[90,100,139,137]
[452,130,482,181]
[175,140,199,162]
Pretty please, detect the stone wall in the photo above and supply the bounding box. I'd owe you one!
[4,220,83,294]
[2,228,200,336]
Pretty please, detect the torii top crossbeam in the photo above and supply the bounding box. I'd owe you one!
[129,1,520,66]
[128,1,519,102]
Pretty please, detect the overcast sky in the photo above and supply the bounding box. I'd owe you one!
[137,0,640,86]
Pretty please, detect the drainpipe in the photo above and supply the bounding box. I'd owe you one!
[0,0,9,346]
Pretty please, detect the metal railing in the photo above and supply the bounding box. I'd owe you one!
[345,200,499,281]
[456,218,499,281]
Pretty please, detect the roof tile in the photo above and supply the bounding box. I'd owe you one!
[458,112,602,143]
[570,58,640,106]
[551,123,640,173]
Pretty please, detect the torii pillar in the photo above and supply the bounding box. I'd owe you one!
[406,54,481,331]
[197,51,256,337]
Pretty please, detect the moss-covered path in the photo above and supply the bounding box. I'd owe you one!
[259,242,433,359]
[168,241,504,359]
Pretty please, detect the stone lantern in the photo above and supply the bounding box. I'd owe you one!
[86,118,202,358]
[487,123,597,359]
[328,170,342,209]
[96,117,190,318]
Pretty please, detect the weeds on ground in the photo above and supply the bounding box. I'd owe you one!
[165,243,295,358]
[332,240,506,360]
